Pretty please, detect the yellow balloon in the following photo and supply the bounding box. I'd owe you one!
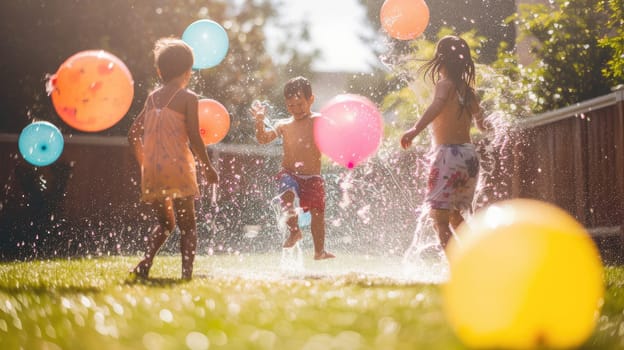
[443,199,604,349]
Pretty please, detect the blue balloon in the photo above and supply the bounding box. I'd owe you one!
[182,19,229,69]
[18,121,64,166]
[298,211,312,228]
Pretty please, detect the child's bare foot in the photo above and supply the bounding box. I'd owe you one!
[182,266,193,281]
[282,231,302,248]
[130,260,151,280]
[314,251,335,260]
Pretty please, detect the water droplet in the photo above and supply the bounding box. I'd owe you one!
[159,309,173,323]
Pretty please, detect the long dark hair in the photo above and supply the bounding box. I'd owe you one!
[419,35,476,114]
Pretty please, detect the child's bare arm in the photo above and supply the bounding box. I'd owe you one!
[412,82,449,133]
[185,94,218,184]
[473,109,489,132]
[401,81,450,148]
[472,104,491,132]
[468,93,489,132]
[250,104,279,144]
[127,105,146,166]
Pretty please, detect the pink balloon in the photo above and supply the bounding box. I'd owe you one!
[314,94,383,169]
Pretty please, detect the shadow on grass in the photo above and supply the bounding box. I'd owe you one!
[0,285,102,294]
[281,272,434,288]
[124,276,191,287]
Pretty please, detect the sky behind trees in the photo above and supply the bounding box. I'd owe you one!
[0,0,526,138]
[267,0,377,72]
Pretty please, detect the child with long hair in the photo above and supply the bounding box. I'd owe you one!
[401,35,488,249]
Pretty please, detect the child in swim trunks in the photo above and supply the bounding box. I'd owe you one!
[250,76,334,260]
[400,35,488,250]
[128,37,219,279]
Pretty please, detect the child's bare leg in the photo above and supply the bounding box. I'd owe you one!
[175,197,197,280]
[280,190,302,248]
[133,199,176,278]
[310,208,334,260]
[430,208,453,250]
[449,210,464,232]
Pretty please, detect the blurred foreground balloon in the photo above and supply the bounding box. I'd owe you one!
[380,0,430,40]
[198,99,230,145]
[18,121,64,166]
[314,94,383,169]
[49,50,134,132]
[182,20,229,69]
[443,199,604,349]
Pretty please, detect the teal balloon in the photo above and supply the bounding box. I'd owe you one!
[298,211,312,228]
[18,121,64,166]
[182,20,229,69]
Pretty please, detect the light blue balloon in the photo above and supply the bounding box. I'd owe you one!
[298,211,312,228]
[182,19,229,69]
[18,121,64,166]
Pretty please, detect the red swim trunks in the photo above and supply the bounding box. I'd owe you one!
[276,169,325,212]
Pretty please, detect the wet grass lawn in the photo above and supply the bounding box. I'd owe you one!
[0,256,623,349]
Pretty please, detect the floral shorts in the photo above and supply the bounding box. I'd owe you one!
[426,144,479,211]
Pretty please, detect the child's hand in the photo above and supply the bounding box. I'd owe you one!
[249,100,266,122]
[135,152,144,168]
[201,164,219,185]
[400,129,417,149]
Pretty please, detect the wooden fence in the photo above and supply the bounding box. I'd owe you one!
[503,89,623,229]
[488,88,624,261]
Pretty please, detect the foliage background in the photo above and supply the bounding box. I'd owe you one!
[1,0,623,140]
[0,0,519,141]
[0,0,317,143]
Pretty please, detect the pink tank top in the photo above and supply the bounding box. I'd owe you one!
[140,89,199,202]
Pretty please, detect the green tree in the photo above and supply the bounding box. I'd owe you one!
[507,0,620,112]
[0,0,316,143]
[380,29,487,143]
[597,0,624,84]
[350,0,517,137]
[357,0,516,63]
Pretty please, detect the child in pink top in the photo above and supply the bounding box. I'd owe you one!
[128,37,219,279]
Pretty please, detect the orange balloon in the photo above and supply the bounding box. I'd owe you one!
[198,99,230,145]
[49,50,134,132]
[380,0,430,40]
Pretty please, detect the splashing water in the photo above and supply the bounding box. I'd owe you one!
[366,46,523,282]
[0,51,521,285]
[398,109,517,283]
[401,205,449,283]
[270,195,304,271]
[252,99,287,135]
